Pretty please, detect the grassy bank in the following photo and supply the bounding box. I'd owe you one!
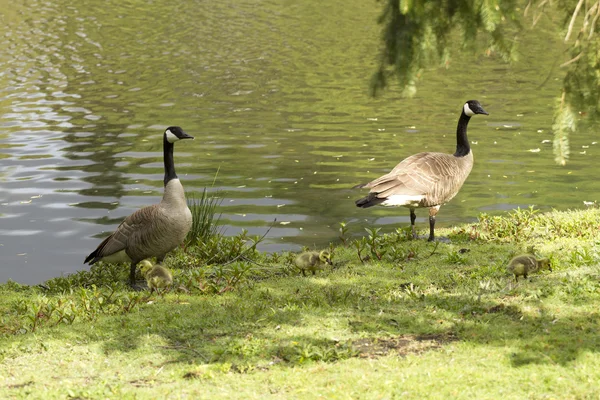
[1,208,600,399]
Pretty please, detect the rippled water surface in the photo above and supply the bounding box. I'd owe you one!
[1,0,599,283]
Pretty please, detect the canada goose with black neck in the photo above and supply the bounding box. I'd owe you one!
[354,100,488,241]
[84,126,194,285]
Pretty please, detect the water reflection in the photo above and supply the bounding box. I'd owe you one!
[1,0,599,284]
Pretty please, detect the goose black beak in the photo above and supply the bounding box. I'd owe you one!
[478,108,489,116]
[181,132,194,140]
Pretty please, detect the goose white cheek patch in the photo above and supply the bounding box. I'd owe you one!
[463,103,475,117]
[165,129,179,143]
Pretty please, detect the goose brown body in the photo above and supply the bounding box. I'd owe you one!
[84,126,193,284]
[85,180,192,265]
[355,151,474,208]
[354,100,488,241]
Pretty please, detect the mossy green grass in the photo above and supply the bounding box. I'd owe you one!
[1,208,600,399]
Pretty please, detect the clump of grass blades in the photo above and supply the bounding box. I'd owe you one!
[186,188,224,246]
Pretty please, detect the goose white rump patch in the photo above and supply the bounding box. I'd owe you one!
[381,194,424,207]
[100,250,131,263]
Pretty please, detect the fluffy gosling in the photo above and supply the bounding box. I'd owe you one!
[507,254,552,282]
[139,261,173,291]
[294,250,332,276]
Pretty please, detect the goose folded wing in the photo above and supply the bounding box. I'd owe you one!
[365,153,463,198]
[92,205,159,258]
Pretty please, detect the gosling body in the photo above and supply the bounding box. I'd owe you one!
[507,254,551,281]
[294,250,332,276]
[143,263,173,291]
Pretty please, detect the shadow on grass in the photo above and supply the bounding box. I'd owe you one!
[64,259,599,372]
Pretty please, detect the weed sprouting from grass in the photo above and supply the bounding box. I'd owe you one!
[42,263,129,293]
[478,206,540,240]
[365,227,387,260]
[4,286,147,335]
[568,247,600,266]
[186,188,224,247]
[276,342,359,365]
[353,237,368,262]
[178,262,253,295]
[339,222,349,246]
[444,250,467,265]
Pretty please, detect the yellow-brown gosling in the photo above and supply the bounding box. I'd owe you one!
[507,254,552,282]
[294,250,332,276]
[139,261,173,291]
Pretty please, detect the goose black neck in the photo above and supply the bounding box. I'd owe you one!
[454,111,471,157]
[163,136,177,186]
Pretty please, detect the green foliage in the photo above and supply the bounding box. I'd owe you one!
[444,249,468,265]
[3,286,146,335]
[278,341,359,364]
[339,221,349,246]
[2,209,600,398]
[42,263,129,293]
[183,228,262,265]
[186,188,224,247]
[552,96,576,165]
[477,206,541,241]
[177,262,253,295]
[372,0,520,96]
[477,206,600,242]
[365,227,387,260]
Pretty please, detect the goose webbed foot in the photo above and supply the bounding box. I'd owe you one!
[128,280,149,292]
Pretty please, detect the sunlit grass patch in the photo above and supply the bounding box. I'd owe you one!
[2,208,600,398]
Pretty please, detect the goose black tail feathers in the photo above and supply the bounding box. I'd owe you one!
[84,251,99,265]
[84,235,112,265]
[355,193,384,208]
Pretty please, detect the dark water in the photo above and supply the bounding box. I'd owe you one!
[1,0,598,284]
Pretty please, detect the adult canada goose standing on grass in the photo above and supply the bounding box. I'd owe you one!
[84,126,194,285]
[354,100,488,241]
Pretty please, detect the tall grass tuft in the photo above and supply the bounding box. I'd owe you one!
[186,188,224,246]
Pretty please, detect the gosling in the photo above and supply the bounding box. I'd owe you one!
[294,250,332,276]
[507,254,552,282]
[139,261,173,291]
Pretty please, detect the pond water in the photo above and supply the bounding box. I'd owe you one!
[1,0,599,284]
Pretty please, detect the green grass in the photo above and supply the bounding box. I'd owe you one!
[2,208,600,399]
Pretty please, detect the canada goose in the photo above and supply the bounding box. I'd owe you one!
[507,254,552,282]
[295,250,332,276]
[140,262,173,291]
[84,126,194,285]
[354,100,488,241]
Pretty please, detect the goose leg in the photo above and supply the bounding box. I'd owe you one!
[428,206,440,242]
[129,261,137,285]
[409,208,417,239]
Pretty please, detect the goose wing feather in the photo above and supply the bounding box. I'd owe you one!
[85,205,160,263]
[363,152,471,202]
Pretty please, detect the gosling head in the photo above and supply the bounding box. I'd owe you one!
[463,100,489,117]
[165,126,194,143]
[138,260,154,275]
[319,250,333,266]
[538,258,552,272]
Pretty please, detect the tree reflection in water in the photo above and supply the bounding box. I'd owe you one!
[372,0,600,165]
